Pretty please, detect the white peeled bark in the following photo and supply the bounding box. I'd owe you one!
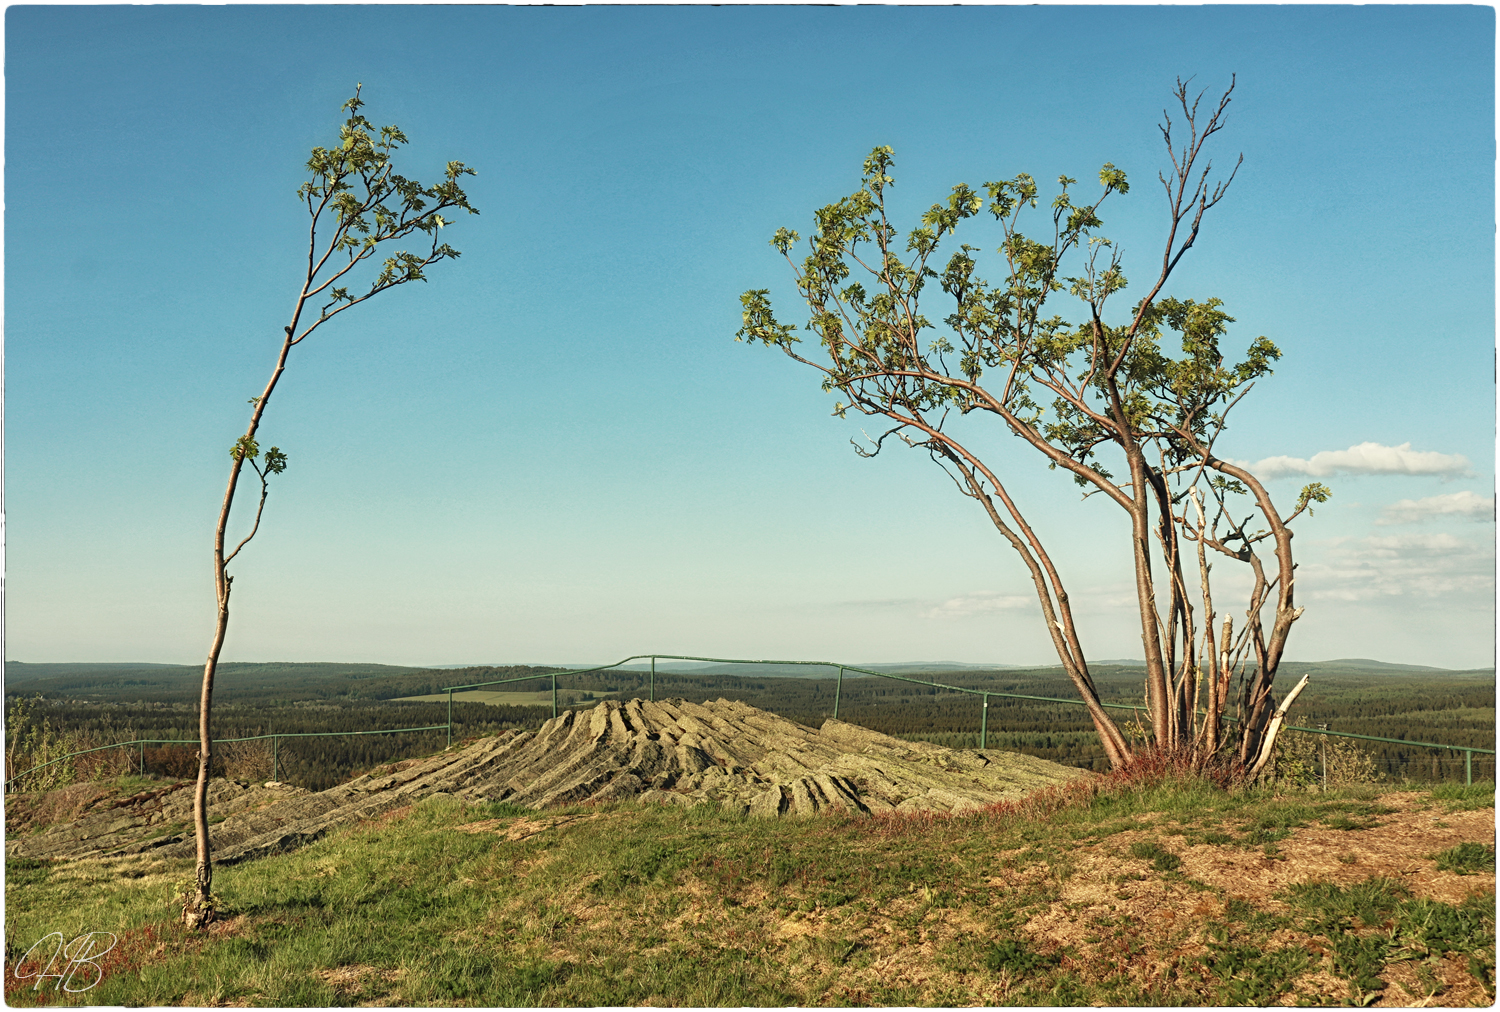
[1246,673,1311,780]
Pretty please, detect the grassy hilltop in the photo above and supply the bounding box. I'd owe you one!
[4,658,1494,1006]
[4,772,1494,1006]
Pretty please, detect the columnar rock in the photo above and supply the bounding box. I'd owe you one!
[8,698,1091,865]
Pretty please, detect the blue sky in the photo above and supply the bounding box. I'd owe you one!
[6,5,1495,669]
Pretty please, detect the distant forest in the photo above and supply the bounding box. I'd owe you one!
[6,660,1493,790]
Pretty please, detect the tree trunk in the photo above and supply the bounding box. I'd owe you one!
[186,329,293,929]
[1125,455,1171,746]
[186,588,230,927]
[1246,673,1310,779]
[944,445,1134,767]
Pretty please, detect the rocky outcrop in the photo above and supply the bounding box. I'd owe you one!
[7,699,1090,865]
[5,777,309,863]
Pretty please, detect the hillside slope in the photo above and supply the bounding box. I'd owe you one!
[4,773,1492,1007]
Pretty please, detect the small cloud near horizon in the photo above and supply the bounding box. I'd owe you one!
[1377,490,1494,525]
[924,591,1033,620]
[1235,442,1472,481]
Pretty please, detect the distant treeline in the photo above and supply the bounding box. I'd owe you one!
[4,662,565,706]
[7,661,1493,788]
[5,696,553,791]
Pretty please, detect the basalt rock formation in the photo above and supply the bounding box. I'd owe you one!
[8,698,1090,866]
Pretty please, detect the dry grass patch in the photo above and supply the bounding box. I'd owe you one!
[315,963,404,1003]
[1376,953,1492,1007]
[454,812,612,842]
[4,782,119,836]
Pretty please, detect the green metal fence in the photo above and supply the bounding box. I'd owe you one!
[7,652,1495,791]
[441,653,1497,785]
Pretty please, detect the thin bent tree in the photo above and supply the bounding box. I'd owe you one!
[188,86,477,928]
[737,77,1328,777]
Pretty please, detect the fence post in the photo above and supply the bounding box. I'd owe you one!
[272,736,279,783]
[139,741,145,776]
[1318,723,1329,792]
[1466,749,1472,786]
[447,689,454,748]
[833,667,843,720]
[981,694,989,750]
[650,657,655,703]
[552,672,558,718]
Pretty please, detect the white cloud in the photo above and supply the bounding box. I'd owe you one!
[1242,442,1472,481]
[831,597,924,611]
[924,591,1033,620]
[1377,490,1495,525]
[1298,532,1495,602]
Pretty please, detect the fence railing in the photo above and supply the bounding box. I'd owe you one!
[441,653,1497,785]
[7,653,1495,790]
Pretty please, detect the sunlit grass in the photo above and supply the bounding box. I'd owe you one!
[5,779,1494,1006]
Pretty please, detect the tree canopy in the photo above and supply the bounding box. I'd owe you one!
[740,78,1328,776]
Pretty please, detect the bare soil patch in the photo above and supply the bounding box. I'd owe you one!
[1013,790,1494,1006]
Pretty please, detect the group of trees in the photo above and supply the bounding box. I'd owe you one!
[4,661,568,708]
[134,75,1330,927]
[739,77,1328,780]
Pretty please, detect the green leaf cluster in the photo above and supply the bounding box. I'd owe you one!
[229,437,286,475]
[230,436,259,463]
[296,84,478,326]
[738,146,1283,490]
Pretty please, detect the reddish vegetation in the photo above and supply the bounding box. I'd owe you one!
[6,922,175,1006]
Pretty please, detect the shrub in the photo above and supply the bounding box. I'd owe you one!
[143,745,200,780]
[215,738,274,782]
[1270,729,1381,788]
[5,695,134,792]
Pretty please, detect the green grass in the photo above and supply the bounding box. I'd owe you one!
[1197,939,1316,1006]
[4,779,1494,1007]
[1235,803,1315,846]
[1322,813,1378,830]
[1283,876,1411,932]
[1429,780,1497,812]
[1126,839,1182,872]
[1396,895,1496,956]
[1277,877,1496,1004]
[980,937,1061,976]
[1432,842,1497,876]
